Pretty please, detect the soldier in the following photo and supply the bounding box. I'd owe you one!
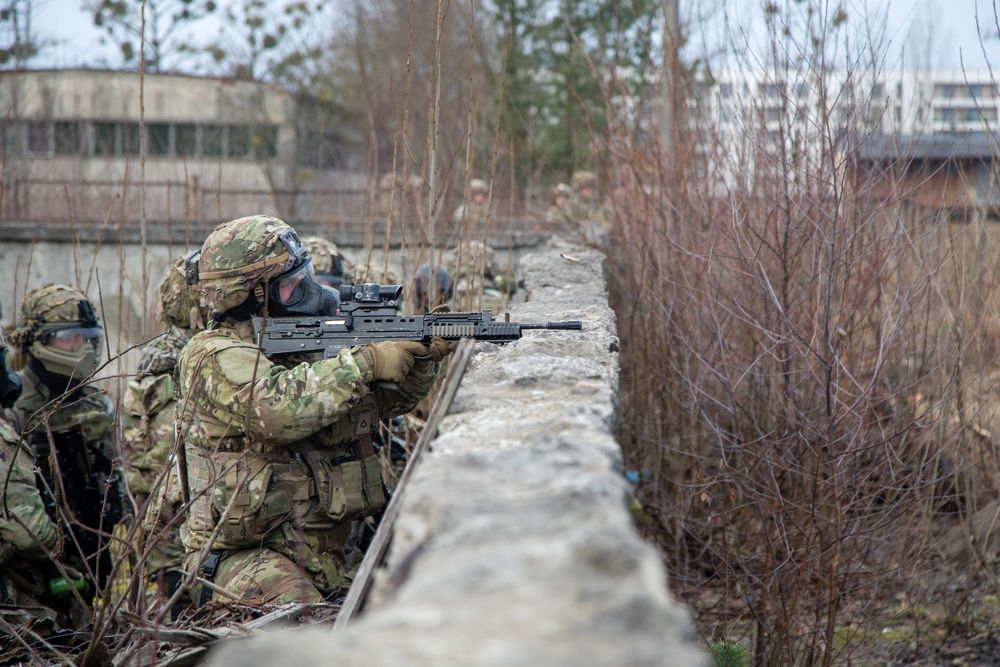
[0,304,76,621]
[568,170,605,224]
[445,241,515,314]
[7,284,124,593]
[301,236,354,289]
[544,183,573,226]
[120,256,208,610]
[452,178,490,229]
[177,215,454,606]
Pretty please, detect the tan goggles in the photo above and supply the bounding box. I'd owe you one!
[39,327,103,352]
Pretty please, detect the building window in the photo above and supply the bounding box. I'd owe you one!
[54,122,82,155]
[122,123,141,154]
[969,83,999,99]
[719,82,733,98]
[176,124,197,157]
[228,126,250,157]
[2,121,23,155]
[94,122,117,155]
[203,124,224,156]
[933,108,956,122]
[27,121,50,154]
[148,123,171,155]
[934,84,956,98]
[251,126,278,157]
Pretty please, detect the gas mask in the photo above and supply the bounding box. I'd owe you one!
[268,258,341,317]
[0,328,21,409]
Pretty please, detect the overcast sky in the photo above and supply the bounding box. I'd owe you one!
[27,0,1000,73]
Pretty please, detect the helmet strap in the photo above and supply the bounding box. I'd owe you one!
[223,291,263,322]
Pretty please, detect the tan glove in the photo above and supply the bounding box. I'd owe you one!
[427,336,457,362]
[364,341,430,382]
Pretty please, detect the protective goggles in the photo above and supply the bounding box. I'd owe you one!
[39,326,103,352]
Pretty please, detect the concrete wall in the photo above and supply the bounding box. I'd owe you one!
[208,237,708,667]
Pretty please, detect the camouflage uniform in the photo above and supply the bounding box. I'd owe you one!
[452,179,491,230]
[0,417,60,561]
[301,236,354,288]
[179,215,441,605]
[121,257,207,591]
[0,304,72,618]
[568,171,607,230]
[7,285,123,591]
[446,241,514,314]
[544,183,574,226]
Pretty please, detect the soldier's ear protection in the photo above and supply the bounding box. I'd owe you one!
[184,249,202,285]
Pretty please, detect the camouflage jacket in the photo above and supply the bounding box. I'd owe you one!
[9,364,117,477]
[452,202,491,228]
[177,319,439,555]
[568,196,606,225]
[0,415,59,561]
[122,326,190,500]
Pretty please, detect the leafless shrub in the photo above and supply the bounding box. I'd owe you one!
[606,8,1000,666]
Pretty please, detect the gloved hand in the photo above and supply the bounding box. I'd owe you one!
[427,336,457,362]
[364,341,430,382]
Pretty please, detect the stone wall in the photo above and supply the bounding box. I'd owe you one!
[209,237,708,666]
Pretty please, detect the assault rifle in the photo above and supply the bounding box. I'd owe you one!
[252,283,583,358]
[32,427,124,588]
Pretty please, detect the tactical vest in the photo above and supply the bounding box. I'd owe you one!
[182,336,385,552]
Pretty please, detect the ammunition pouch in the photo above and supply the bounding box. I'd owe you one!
[187,450,313,548]
[299,436,385,523]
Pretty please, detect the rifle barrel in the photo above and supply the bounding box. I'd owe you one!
[520,321,583,330]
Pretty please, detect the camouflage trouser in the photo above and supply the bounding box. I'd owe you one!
[184,520,354,606]
[187,548,325,606]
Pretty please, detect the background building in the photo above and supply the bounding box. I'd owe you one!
[694,68,1000,217]
[0,69,364,228]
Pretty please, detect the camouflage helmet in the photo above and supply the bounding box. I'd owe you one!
[301,236,342,275]
[11,284,103,378]
[352,265,399,285]
[469,178,488,194]
[11,284,99,350]
[198,215,310,314]
[158,255,208,330]
[570,170,598,192]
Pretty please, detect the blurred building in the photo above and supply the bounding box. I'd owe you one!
[0,69,366,227]
[692,69,1000,218]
